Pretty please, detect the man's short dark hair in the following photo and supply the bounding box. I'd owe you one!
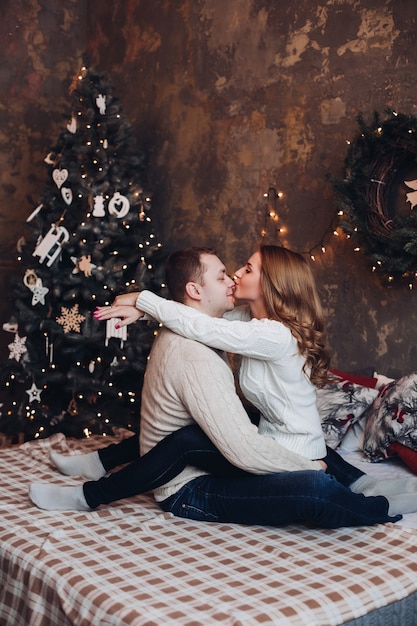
[165,247,217,303]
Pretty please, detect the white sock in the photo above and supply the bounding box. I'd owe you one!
[29,483,91,511]
[50,450,106,480]
[387,492,417,516]
[350,474,417,497]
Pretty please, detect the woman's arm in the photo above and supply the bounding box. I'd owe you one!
[134,290,291,360]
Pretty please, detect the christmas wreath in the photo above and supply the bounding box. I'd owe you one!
[333,110,417,285]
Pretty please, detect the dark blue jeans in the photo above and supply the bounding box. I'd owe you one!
[84,424,399,527]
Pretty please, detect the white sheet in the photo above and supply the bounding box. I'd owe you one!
[340,449,417,528]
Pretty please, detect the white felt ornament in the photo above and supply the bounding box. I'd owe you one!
[26,204,43,222]
[61,187,73,205]
[67,117,77,133]
[108,192,130,218]
[52,169,68,189]
[92,194,106,217]
[105,318,127,347]
[23,269,49,305]
[33,225,70,266]
[26,382,42,403]
[2,318,18,333]
[8,334,27,361]
[96,94,106,114]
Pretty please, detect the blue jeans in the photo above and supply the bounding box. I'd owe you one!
[160,471,398,528]
[84,424,399,527]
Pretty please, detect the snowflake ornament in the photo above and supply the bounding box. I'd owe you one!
[56,304,86,334]
[8,334,28,361]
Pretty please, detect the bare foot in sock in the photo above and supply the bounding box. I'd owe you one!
[29,483,91,511]
[50,450,106,481]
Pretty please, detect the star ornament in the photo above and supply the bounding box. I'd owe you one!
[31,282,49,306]
[26,382,43,403]
[56,304,86,334]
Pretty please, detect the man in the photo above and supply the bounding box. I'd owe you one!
[29,248,410,527]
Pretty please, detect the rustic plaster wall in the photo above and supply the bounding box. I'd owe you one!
[1,0,417,378]
[86,0,417,378]
[0,0,86,359]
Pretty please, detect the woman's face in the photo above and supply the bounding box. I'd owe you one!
[234,251,263,303]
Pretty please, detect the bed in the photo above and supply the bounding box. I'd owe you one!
[1,431,417,625]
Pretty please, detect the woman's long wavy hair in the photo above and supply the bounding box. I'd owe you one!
[259,245,332,387]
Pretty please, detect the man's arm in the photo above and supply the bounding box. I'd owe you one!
[177,342,323,473]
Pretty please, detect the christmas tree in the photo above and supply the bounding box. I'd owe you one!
[0,62,165,441]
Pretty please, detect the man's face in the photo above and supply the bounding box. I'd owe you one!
[197,254,235,317]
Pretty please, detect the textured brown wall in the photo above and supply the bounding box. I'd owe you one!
[2,0,417,378]
[0,0,86,359]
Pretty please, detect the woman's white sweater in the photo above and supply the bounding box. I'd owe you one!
[137,291,327,461]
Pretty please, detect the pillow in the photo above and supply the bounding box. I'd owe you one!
[363,373,417,462]
[387,441,417,473]
[318,372,379,449]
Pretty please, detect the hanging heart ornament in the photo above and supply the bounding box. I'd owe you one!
[52,168,68,189]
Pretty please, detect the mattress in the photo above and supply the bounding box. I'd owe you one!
[0,432,416,626]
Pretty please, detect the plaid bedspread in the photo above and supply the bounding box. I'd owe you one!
[0,433,417,626]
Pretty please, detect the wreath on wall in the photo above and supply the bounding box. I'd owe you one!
[333,110,417,286]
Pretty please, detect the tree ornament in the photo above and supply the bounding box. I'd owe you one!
[108,191,130,218]
[404,179,417,209]
[26,382,42,403]
[2,317,18,333]
[23,269,49,305]
[334,110,417,285]
[56,303,86,334]
[61,187,73,205]
[96,94,106,114]
[71,254,96,277]
[26,204,43,223]
[105,318,127,347]
[67,397,78,415]
[8,334,27,361]
[67,117,77,133]
[52,168,68,189]
[44,152,56,165]
[33,224,70,266]
[92,194,105,217]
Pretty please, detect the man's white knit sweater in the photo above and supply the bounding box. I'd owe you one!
[140,327,322,502]
[137,291,327,461]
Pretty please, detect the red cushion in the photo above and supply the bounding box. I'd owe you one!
[330,369,378,389]
[387,441,417,474]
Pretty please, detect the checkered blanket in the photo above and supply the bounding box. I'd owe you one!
[1,432,417,625]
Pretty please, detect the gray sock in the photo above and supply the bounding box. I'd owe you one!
[29,483,91,511]
[350,474,417,497]
[50,450,106,480]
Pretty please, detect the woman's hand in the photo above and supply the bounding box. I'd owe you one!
[94,304,144,328]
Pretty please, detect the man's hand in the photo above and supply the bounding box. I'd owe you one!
[113,292,141,307]
[94,304,144,328]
